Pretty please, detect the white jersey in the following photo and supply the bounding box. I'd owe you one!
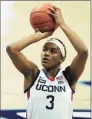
[25,68,73,119]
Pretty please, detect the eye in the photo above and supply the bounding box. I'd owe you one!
[51,49,57,54]
[42,48,47,52]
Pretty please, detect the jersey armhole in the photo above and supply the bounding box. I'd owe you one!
[24,69,40,93]
[62,66,75,94]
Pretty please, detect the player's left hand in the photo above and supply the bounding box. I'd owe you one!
[47,6,66,27]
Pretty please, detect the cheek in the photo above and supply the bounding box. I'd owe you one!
[51,55,61,64]
[41,52,44,59]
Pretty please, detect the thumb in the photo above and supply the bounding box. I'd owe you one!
[43,31,53,36]
[40,31,53,39]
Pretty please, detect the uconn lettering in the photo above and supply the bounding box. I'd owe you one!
[36,84,66,92]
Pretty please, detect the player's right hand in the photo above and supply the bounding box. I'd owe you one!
[35,30,53,40]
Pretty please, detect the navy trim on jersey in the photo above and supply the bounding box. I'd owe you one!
[42,68,61,79]
[63,66,75,93]
[24,70,40,93]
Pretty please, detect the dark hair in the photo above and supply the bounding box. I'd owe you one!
[48,38,67,61]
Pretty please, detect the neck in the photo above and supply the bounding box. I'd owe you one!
[44,65,61,77]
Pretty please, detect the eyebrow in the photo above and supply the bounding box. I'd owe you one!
[51,47,62,54]
[43,47,58,50]
[51,48,58,50]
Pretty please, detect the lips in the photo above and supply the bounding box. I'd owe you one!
[42,57,49,63]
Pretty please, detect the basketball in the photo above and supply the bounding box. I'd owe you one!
[30,3,56,33]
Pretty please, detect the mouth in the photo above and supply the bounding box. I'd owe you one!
[42,58,49,63]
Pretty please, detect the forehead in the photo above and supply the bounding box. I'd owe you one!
[43,42,61,54]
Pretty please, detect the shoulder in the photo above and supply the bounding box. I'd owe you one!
[24,69,40,93]
[62,66,77,89]
[24,61,41,92]
[62,66,70,79]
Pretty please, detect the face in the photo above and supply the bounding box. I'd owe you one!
[41,42,63,69]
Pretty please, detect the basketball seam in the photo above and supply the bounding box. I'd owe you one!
[32,20,53,25]
[30,11,47,15]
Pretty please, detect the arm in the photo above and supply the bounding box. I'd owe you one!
[48,7,88,83]
[6,31,53,83]
[60,24,88,80]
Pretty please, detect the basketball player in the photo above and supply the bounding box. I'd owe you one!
[6,6,88,119]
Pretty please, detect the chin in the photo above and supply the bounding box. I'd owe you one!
[42,63,51,69]
[42,62,60,70]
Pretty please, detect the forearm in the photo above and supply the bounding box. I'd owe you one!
[60,24,88,54]
[7,32,42,52]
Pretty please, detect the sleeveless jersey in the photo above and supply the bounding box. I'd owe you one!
[26,68,73,119]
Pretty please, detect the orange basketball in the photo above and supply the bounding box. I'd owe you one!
[30,3,56,33]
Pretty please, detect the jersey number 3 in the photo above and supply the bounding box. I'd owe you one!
[46,95,54,110]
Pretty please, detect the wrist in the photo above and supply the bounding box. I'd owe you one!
[60,23,67,30]
[34,32,42,41]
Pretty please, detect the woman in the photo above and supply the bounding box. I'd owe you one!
[6,6,88,119]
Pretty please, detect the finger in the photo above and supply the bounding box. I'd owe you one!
[43,31,53,35]
[47,7,56,14]
[46,12,57,20]
[35,28,39,32]
[52,6,57,10]
[53,6,61,11]
[46,11,55,16]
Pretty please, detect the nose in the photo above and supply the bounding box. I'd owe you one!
[44,50,50,56]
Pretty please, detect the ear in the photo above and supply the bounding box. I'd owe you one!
[59,57,65,63]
